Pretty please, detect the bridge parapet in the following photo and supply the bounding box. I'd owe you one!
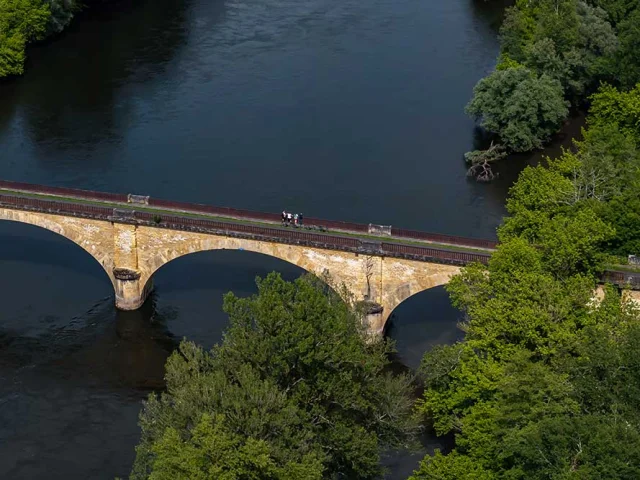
[0,179,495,250]
[601,270,640,290]
[0,192,492,267]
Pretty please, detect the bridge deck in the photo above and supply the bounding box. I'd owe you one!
[0,180,637,288]
[0,188,492,267]
[0,180,497,250]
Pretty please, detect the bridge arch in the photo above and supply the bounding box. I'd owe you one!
[381,268,460,325]
[0,209,116,286]
[0,209,465,335]
[134,225,462,334]
[137,228,357,299]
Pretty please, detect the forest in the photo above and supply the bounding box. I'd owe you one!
[409,1,640,476]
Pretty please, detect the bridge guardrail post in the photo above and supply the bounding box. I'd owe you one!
[127,194,150,205]
[368,224,392,236]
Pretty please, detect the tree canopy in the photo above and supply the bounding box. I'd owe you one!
[465,0,640,175]
[466,68,568,152]
[131,273,417,480]
[0,0,81,78]
[410,232,640,478]
[412,79,640,478]
[0,0,50,76]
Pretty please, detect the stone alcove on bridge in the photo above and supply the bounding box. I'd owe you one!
[0,180,636,335]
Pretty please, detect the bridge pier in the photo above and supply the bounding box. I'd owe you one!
[359,301,386,336]
[111,223,153,310]
[113,268,152,310]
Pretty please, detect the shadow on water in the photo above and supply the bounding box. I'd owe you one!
[0,230,112,279]
[382,286,464,479]
[484,112,587,202]
[0,0,203,167]
[460,111,587,229]
[150,249,307,349]
[0,296,175,479]
[385,286,465,371]
[469,0,512,33]
[0,297,175,389]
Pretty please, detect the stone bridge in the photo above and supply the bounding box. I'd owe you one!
[0,180,637,335]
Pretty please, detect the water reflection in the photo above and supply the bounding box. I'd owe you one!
[0,0,195,171]
[385,285,464,371]
[469,0,511,33]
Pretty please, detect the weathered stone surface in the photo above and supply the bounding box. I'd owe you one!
[623,289,640,307]
[588,286,640,312]
[0,208,460,334]
[134,226,461,334]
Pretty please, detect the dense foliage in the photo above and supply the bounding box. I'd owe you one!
[0,0,78,77]
[502,83,640,257]
[465,0,640,169]
[410,248,640,478]
[0,0,50,76]
[410,80,640,478]
[466,68,568,152]
[131,273,417,480]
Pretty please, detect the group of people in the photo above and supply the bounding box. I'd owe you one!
[281,210,303,226]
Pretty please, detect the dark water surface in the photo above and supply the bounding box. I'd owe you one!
[0,0,540,477]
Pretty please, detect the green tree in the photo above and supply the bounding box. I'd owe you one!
[502,414,640,479]
[0,0,50,76]
[413,255,640,478]
[466,68,568,152]
[132,273,417,480]
[148,413,323,480]
[499,114,639,258]
[589,83,640,141]
[589,0,638,25]
[409,450,493,480]
[499,5,536,61]
[614,8,640,87]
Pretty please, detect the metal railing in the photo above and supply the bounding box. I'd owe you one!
[0,179,128,203]
[0,192,489,267]
[601,270,640,289]
[0,179,494,249]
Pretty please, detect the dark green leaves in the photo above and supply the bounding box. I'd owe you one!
[466,68,568,152]
[132,273,418,479]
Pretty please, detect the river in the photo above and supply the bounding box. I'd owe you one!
[0,0,565,477]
